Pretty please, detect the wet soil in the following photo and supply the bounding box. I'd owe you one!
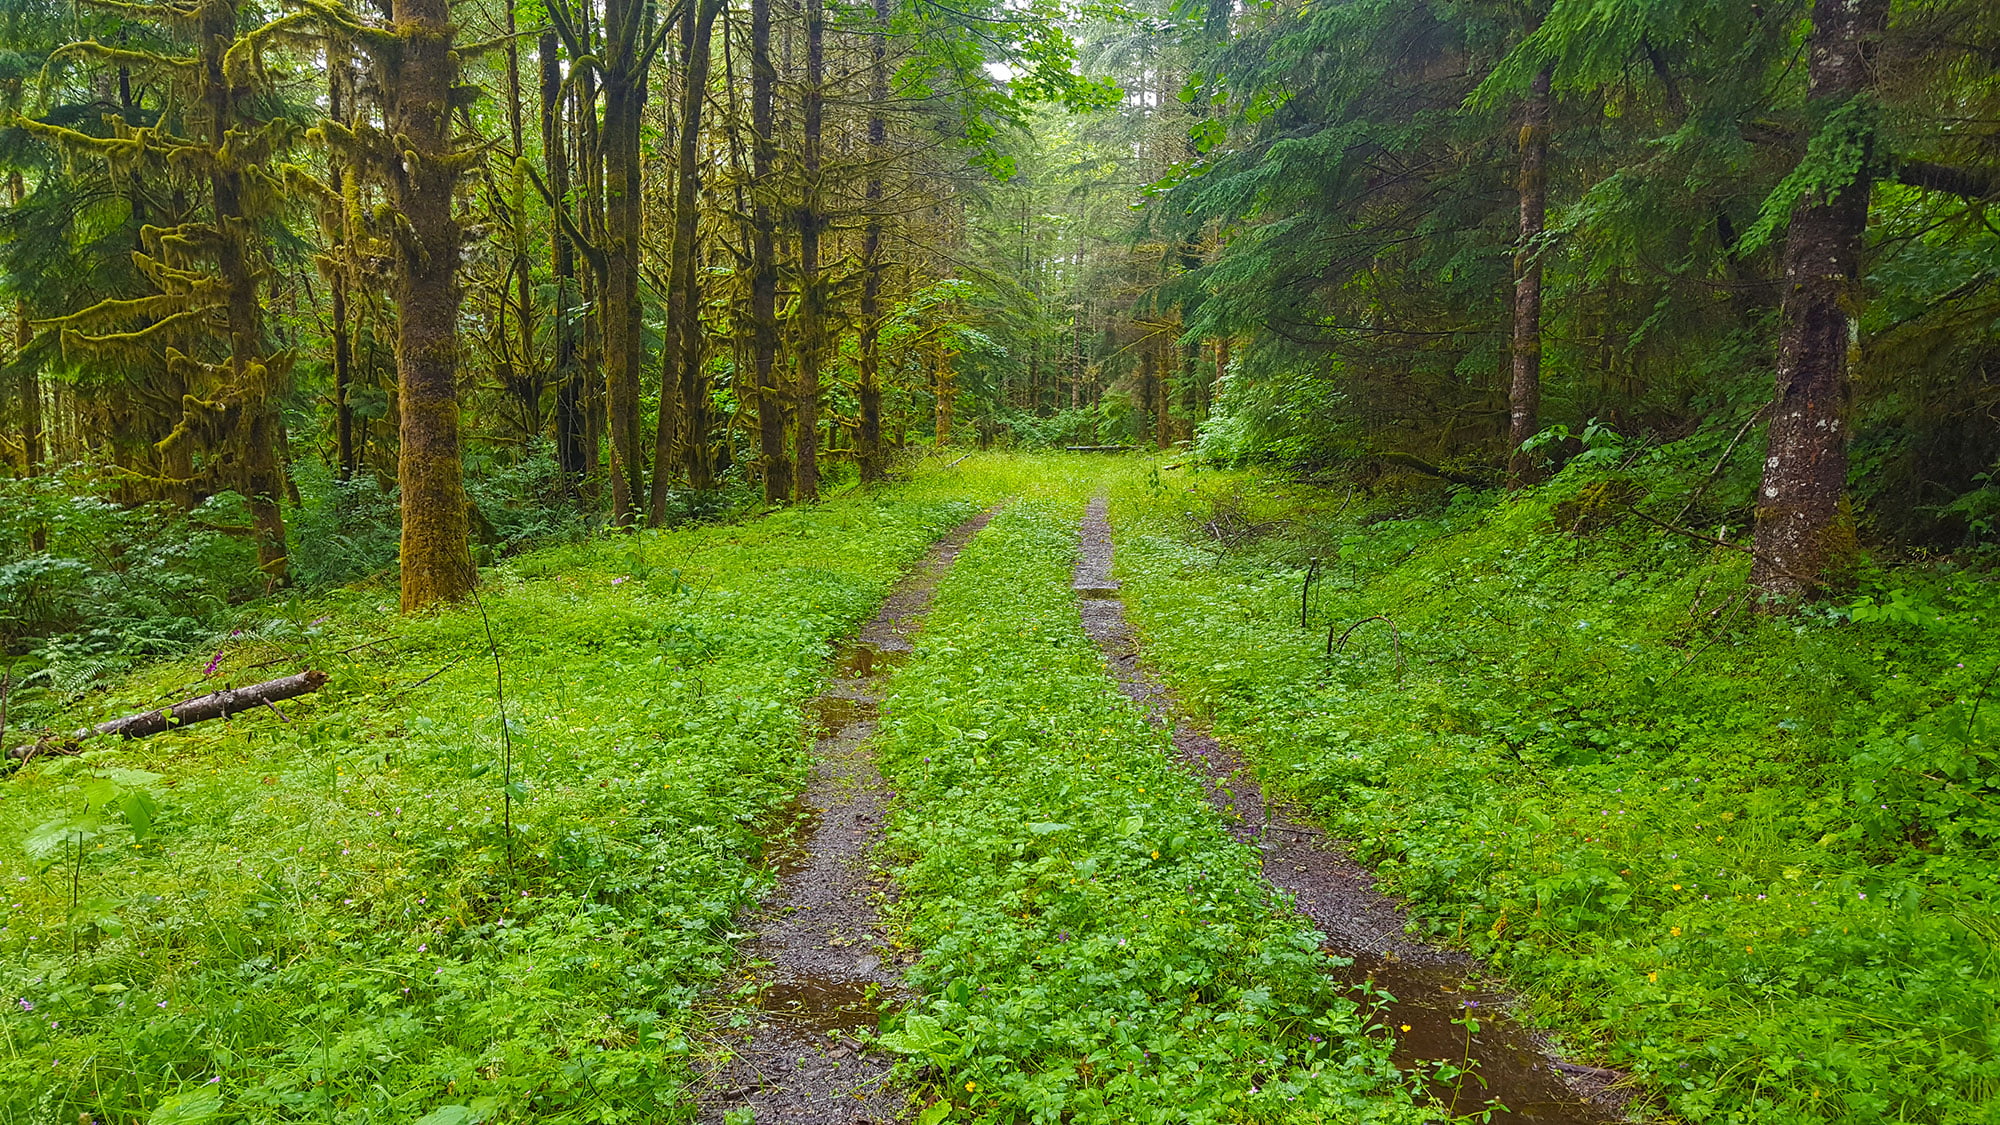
[699,510,997,1125]
[1073,496,1633,1124]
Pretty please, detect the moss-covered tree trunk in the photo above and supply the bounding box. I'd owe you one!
[793,0,826,501]
[750,0,789,502]
[197,0,287,583]
[666,0,724,505]
[1507,66,1550,490]
[1750,0,1888,602]
[542,28,587,487]
[386,0,475,611]
[855,0,889,483]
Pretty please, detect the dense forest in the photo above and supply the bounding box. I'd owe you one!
[2,0,2000,1122]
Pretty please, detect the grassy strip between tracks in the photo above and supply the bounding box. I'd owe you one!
[1,489,983,1124]
[872,500,1428,1125]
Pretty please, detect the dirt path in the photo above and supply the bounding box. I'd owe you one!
[699,510,996,1125]
[1074,496,1630,1124]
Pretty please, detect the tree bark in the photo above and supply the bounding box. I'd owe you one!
[542,28,587,486]
[386,0,476,611]
[1507,65,1551,489]
[198,0,287,583]
[602,60,648,526]
[1750,0,1889,602]
[751,0,789,501]
[10,171,41,551]
[662,0,725,508]
[794,0,826,501]
[856,0,890,483]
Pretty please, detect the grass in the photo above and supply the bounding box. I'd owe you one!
[0,487,988,1124]
[870,494,1428,1124]
[1103,458,2000,1124]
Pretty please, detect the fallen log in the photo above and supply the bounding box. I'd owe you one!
[6,670,328,760]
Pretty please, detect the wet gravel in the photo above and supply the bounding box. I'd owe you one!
[1074,495,1634,1124]
[698,510,996,1125]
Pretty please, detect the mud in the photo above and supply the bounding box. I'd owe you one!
[698,510,997,1125]
[1074,496,1632,1124]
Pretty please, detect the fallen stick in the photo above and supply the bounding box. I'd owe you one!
[7,670,329,759]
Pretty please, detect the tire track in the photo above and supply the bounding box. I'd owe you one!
[700,508,996,1124]
[1073,495,1630,1124]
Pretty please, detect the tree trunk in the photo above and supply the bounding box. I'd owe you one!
[663,0,724,508]
[10,171,42,551]
[1750,0,1888,602]
[542,28,587,487]
[1507,65,1551,489]
[199,0,287,583]
[327,58,356,481]
[794,0,826,501]
[602,61,647,526]
[855,0,890,483]
[751,0,789,501]
[387,0,475,611]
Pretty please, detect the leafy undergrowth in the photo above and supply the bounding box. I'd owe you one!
[0,490,984,1123]
[873,501,1428,1125]
[1107,462,2000,1124]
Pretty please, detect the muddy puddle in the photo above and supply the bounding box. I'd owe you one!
[1073,496,1629,1124]
[699,510,995,1125]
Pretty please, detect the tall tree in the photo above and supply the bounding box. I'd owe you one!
[855,0,890,483]
[750,0,789,501]
[661,0,724,509]
[317,0,480,610]
[793,0,825,500]
[1749,0,1891,600]
[1507,63,1551,489]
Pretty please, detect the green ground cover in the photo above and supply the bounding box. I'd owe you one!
[0,486,985,1124]
[1105,462,2000,1124]
[871,492,1427,1124]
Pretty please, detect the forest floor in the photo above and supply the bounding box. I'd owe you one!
[4,454,1998,1125]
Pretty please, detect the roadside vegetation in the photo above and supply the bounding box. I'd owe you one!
[0,487,979,1123]
[1108,458,2000,1124]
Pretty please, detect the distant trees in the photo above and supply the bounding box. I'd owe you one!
[1155,0,2000,601]
[0,0,1083,611]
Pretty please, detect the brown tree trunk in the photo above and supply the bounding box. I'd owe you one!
[751,0,788,501]
[855,0,890,483]
[386,0,475,611]
[542,28,587,487]
[199,0,287,583]
[326,59,357,482]
[1750,0,1888,602]
[663,0,725,507]
[10,171,42,551]
[602,60,647,525]
[793,0,825,500]
[1507,65,1551,489]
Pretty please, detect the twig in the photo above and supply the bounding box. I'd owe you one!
[246,634,400,671]
[1673,403,1771,524]
[1618,503,1817,587]
[401,655,468,693]
[1329,614,1404,672]
[1301,557,1320,630]
[1967,658,2000,733]
[945,452,972,469]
